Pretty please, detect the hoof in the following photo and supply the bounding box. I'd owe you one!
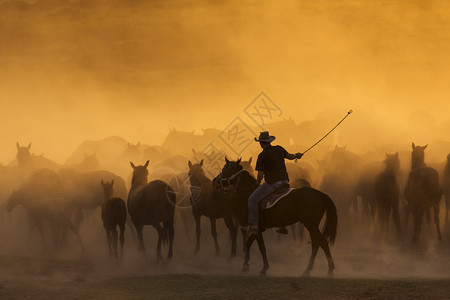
[303,270,311,277]
[242,264,249,272]
[259,269,267,276]
[327,270,334,277]
[227,255,235,262]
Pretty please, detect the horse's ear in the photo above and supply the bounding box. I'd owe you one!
[200,159,204,166]
[423,144,428,150]
[237,157,242,164]
[188,160,193,169]
[130,162,136,169]
[225,156,230,164]
[111,179,114,186]
[249,157,252,163]
[144,160,149,168]
[101,179,104,187]
[385,152,389,158]
[27,143,31,150]
[16,142,20,150]
[412,142,416,149]
[192,148,196,154]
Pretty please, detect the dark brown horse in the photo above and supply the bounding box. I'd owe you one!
[373,153,401,236]
[214,159,337,276]
[127,160,175,259]
[188,159,237,258]
[404,143,442,243]
[101,179,127,262]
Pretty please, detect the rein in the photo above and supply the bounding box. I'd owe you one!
[216,169,256,193]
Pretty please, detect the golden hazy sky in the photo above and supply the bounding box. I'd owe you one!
[1,0,450,162]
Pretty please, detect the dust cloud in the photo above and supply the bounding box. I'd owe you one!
[0,0,450,285]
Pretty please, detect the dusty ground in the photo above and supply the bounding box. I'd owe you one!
[1,271,450,299]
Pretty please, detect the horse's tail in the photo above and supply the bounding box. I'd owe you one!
[161,224,169,249]
[321,192,338,246]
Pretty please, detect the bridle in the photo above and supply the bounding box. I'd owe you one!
[215,168,245,193]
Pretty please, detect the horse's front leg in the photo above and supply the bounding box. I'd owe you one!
[194,213,201,253]
[256,234,269,275]
[209,217,220,256]
[433,204,443,242]
[243,234,256,272]
[224,217,237,259]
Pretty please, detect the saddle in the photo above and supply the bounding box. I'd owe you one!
[260,184,294,210]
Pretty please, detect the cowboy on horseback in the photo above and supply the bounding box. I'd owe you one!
[247,131,303,235]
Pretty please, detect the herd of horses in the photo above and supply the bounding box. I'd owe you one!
[2,140,450,276]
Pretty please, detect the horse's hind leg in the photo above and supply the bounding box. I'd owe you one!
[105,229,112,259]
[194,213,201,253]
[433,205,443,242]
[304,227,320,277]
[224,217,236,259]
[318,234,335,275]
[153,223,164,261]
[256,234,269,275]
[134,223,145,252]
[119,222,125,261]
[164,220,175,259]
[412,207,423,244]
[209,217,220,256]
[243,234,256,272]
[111,227,119,261]
[392,203,402,238]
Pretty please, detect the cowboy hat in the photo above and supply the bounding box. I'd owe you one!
[254,131,276,143]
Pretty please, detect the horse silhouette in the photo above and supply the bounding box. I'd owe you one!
[188,159,237,258]
[374,153,401,237]
[127,160,175,259]
[101,179,126,262]
[404,143,442,243]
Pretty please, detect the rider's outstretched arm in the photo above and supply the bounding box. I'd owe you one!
[285,152,303,160]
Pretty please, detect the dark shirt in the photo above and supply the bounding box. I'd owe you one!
[255,145,289,184]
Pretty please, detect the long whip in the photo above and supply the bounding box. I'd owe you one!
[300,110,353,156]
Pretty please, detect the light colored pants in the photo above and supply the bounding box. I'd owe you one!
[248,179,289,225]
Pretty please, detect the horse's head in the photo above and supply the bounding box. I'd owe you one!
[101,179,114,199]
[130,160,149,187]
[384,152,400,174]
[7,190,24,212]
[188,159,206,187]
[80,153,100,171]
[411,142,427,169]
[213,157,243,192]
[16,142,32,167]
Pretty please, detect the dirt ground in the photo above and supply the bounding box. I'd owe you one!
[1,271,450,300]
